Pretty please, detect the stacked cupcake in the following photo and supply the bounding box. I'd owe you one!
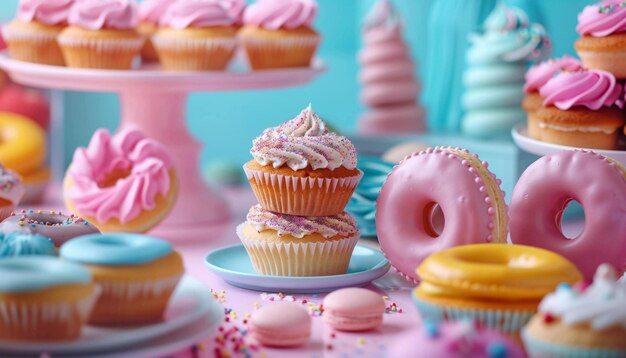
[522,0,626,150]
[239,105,363,277]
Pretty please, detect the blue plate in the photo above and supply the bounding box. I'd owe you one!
[204,244,390,293]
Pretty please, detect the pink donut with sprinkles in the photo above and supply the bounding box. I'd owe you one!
[376,147,509,283]
[509,150,626,281]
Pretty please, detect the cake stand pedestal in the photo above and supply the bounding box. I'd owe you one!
[0,54,325,241]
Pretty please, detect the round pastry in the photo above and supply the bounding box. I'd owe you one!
[0,232,55,257]
[323,287,385,332]
[0,257,98,341]
[523,264,626,358]
[390,320,525,358]
[0,112,46,178]
[1,209,100,247]
[575,1,626,78]
[250,302,311,347]
[376,146,508,283]
[60,233,184,325]
[509,150,626,281]
[63,129,178,233]
[154,0,244,71]
[413,244,582,338]
[244,105,362,216]
[0,163,24,220]
[238,205,359,276]
[534,69,624,150]
[239,0,320,69]
[58,0,144,69]
[138,0,175,62]
[1,0,71,66]
[522,56,583,138]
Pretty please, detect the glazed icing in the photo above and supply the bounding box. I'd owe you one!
[246,205,358,239]
[524,56,583,93]
[540,69,623,110]
[0,164,24,206]
[139,0,175,25]
[17,0,73,26]
[0,232,55,257]
[160,0,245,29]
[67,129,173,224]
[68,0,139,30]
[577,1,626,37]
[60,233,172,266]
[243,0,317,30]
[358,0,425,134]
[0,256,91,293]
[1,210,100,247]
[539,264,626,329]
[250,105,357,171]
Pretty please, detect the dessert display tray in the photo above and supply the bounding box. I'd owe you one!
[205,244,391,293]
[0,276,221,356]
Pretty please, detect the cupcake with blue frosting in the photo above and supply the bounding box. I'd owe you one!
[0,232,55,257]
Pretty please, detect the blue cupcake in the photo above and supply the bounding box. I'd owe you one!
[0,232,56,257]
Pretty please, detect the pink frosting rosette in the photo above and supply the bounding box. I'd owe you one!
[160,0,245,29]
[244,0,317,30]
[68,0,139,30]
[67,129,173,224]
[577,0,626,37]
[139,0,176,25]
[540,69,623,110]
[524,55,584,93]
[17,0,73,26]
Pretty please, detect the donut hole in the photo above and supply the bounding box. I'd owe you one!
[97,167,132,188]
[556,199,585,240]
[422,203,445,238]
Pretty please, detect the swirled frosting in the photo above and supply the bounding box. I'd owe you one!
[67,129,173,224]
[524,56,583,93]
[160,0,245,29]
[577,1,626,37]
[0,232,56,257]
[0,164,24,206]
[251,105,357,171]
[139,0,175,25]
[17,0,73,26]
[540,69,623,110]
[539,264,626,330]
[68,0,139,30]
[243,0,317,30]
[246,205,358,239]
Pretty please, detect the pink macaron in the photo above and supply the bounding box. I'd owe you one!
[323,287,385,331]
[249,302,311,347]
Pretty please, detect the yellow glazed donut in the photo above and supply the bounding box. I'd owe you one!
[412,244,582,337]
[0,112,46,176]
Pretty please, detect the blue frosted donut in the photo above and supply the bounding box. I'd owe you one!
[0,256,92,293]
[0,232,56,257]
[60,233,172,266]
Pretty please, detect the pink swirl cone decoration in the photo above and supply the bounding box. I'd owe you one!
[357,0,426,135]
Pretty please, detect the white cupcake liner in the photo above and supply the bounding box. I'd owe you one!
[237,223,359,276]
[152,35,237,52]
[522,328,626,358]
[57,35,144,52]
[1,25,58,43]
[98,275,181,301]
[243,166,362,216]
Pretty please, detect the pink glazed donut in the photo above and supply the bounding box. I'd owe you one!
[509,150,626,281]
[376,147,509,283]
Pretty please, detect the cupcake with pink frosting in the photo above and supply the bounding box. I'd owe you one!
[153,0,244,71]
[138,0,176,62]
[2,0,73,66]
[63,129,178,233]
[575,0,626,78]
[239,0,320,69]
[57,0,144,69]
[522,56,584,138]
[534,68,625,150]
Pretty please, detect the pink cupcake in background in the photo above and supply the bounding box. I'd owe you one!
[2,0,73,66]
[153,0,245,71]
[58,0,144,69]
[138,0,176,62]
[239,0,320,70]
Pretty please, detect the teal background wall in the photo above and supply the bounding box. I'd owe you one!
[0,0,589,168]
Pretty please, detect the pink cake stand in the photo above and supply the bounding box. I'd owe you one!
[0,53,325,241]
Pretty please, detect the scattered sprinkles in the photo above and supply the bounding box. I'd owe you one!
[11,210,88,227]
